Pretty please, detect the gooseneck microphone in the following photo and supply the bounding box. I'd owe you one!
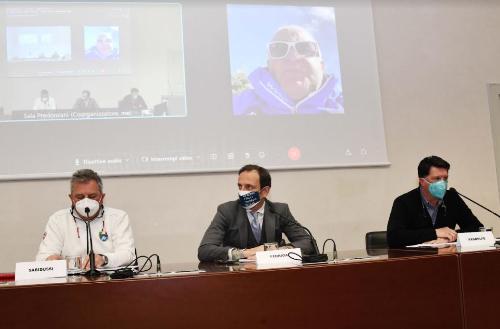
[300,225,329,263]
[156,254,162,274]
[451,188,500,218]
[84,207,101,277]
[268,203,329,263]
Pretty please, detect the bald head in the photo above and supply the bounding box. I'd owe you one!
[267,25,324,102]
[270,25,318,45]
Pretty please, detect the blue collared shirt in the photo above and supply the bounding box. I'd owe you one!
[246,202,265,230]
[420,187,442,226]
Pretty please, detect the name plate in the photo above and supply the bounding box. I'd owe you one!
[457,231,496,248]
[256,248,302,266]
[15,260,67,281]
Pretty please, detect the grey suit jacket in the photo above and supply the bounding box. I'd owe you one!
[198,200,314,262]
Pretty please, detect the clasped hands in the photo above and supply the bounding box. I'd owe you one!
[425,227,458,244]
[241,244,292,260]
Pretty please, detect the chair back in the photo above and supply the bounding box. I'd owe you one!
[365,231,388,255]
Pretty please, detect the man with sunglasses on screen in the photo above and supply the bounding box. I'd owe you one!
[233,25,343,115]
[387,156,483,248]
[36,169,135,270]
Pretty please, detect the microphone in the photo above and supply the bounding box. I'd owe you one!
[450,188,500,218]
[441,203,447,217]
[156,254,162,275]
[84,207,101,277]
[300,225,329,263]
[268,203,329,263]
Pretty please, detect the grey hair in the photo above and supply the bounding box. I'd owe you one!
[70,169,103,193]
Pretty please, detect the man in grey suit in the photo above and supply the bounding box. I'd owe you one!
[198,164,314,262]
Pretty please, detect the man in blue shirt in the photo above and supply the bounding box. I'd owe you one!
[387,155,483,247]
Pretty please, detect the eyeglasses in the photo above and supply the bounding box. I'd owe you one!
[268,41,321,59]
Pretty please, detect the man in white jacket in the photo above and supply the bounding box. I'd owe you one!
[36,169,135,269]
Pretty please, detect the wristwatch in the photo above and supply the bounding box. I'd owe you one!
[99,254,109,266]
[230,248,246,261]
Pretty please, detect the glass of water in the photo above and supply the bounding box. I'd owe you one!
[65,256,82,274]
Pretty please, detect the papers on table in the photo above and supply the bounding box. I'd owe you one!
[406,242,457,248]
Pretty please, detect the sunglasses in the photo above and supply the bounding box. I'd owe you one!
[268,41,321,59]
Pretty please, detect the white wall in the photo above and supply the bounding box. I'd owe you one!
[488,84,500,199]
[1,0,500,272]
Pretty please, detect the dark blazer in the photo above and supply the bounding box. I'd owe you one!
[387,187,483,248]
[198,200,314,262]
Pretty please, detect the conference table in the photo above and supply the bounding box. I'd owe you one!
[1,247,499,329]
[459,248,500,329]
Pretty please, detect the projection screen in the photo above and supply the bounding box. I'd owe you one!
[0,0,388,180]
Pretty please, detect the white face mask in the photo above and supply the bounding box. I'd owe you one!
[75,198,101,219]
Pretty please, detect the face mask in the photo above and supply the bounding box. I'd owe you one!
[238,190,261,210]
[75,197,101,219]
[425,179,448,199]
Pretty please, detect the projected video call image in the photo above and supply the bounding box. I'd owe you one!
[227,5,344,116]
[0,1,388,179]
[6,26,71,62]
[84,26,120,60]
[0,2,187,122]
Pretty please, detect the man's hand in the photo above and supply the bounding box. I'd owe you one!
[46,255,63,261]
[435,227,457,242]
[82,254,105,270]
[242,245,264,260]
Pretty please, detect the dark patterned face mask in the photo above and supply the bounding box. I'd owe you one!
[238,190,261,209]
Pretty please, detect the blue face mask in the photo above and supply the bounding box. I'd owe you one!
[238,190,261,209]
[425,179,448,199]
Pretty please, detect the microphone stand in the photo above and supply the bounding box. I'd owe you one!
[268,203,329,263]
[301,226,329,263]
[452,188,500,218]
[84,207,102,277]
